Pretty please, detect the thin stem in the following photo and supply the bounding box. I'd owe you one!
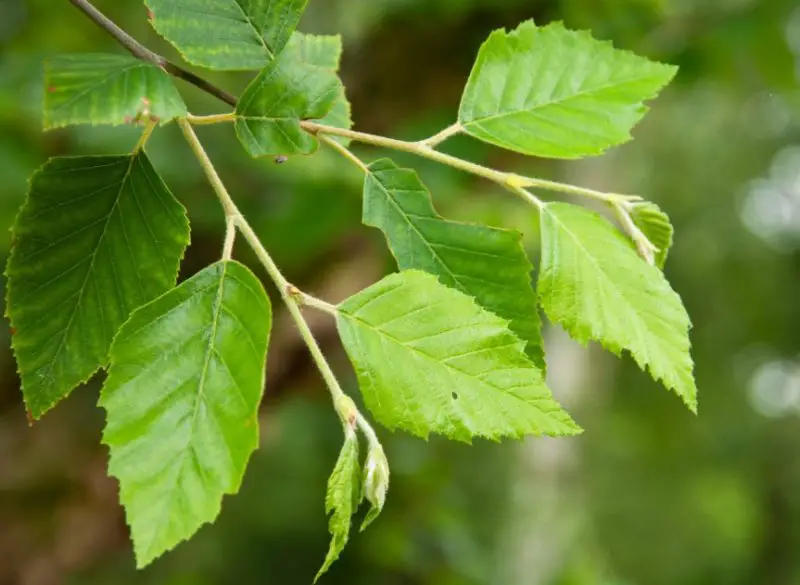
[318,134,369,173]
[505,184,545,210]
[302,121,630,205]
[356,411,381,449]
[417,123,463,149]
[133,119,157,153]
[186,112,236,125]
[178,120,239,219]
[221,217,236,260]
[291,288,338,315]
[68,0,237,107]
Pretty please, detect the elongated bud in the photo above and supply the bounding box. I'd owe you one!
[361,443,389,530]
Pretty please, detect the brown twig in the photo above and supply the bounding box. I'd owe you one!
[66,0,238,107]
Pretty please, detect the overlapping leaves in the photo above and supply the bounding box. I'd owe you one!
[44,54,187,129]
[337,270,580,442]
[145,0,308,70]
[538,203,696,410]
[235,33,343,156]
[459,20,677,159]
[6,154,190,417]
[362,158,545,368]
[101,260,272,567]
[630,202,674,269]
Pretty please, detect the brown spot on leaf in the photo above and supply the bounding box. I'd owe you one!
[47,85,57,93]
[147,8,154,20]
[9,327,17,336]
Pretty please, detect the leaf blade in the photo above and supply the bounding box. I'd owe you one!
[101,260,272,567]
[363,158,545,369]
[6,154,190,417]
[235,38,342,156]
[145,0,308,70]
[538,202,696,410]
[44,54,187,129]
[459,20,677,159]
[337,270,580,442]
[315,430,361,581]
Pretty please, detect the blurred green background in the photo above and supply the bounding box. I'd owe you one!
[1,0,800,583]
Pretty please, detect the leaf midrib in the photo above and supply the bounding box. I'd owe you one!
[141,263,230,560]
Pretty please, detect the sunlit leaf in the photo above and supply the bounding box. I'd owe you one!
[44,54,186,129]
[538,202,696,410]
[337,270,580,442]
[459,20,677,158]
[315,430,361,581]
[145,0,308,70]
[6,154,190,417]
[101,260,272,567]
[363,158,545,369]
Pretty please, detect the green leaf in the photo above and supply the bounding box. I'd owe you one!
[235,40,342,157]
[337,270,580,442]
[283,32,353,145]
[145,0,308,70]
[316,429,361,582]
[101,260,272,567]
[538,202,696,410]
[363,159,545,369]
[629,202,673,269]
[6,155,190,418]
[458,20,677,159]
[44,54,187,129]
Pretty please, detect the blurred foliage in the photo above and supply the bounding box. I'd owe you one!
[1,0,799,584]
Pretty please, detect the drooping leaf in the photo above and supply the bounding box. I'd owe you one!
[6,155,190,418]
[458,20,677,159]
[360,442,389,531]
[44,54,187,129]
[363,159,545,369]
[629,202,673,269]
[283,32,352,145]
[316,430,361,581]
[337,270,580,442]
[101,260,272,567]
[235,42,341,157]
[145,0,308,70]
[538,202,696,410]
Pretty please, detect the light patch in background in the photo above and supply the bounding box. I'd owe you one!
[740,146,800,250]
[748,358,800,418]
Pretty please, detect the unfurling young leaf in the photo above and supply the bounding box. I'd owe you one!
[337,270,581,442]
[361,442,389,531]
[362,158,545,369]
[538,203,696,410]
[629,202,674,269]
[145,0,309,70]
[44,54,187,129]
[316,429,361,582]
[101,260,272,567]
[235,36,342,157]
[6,155,190,418]
[459,20,677,159]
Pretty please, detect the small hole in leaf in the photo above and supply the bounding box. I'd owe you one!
[452,392,458,400]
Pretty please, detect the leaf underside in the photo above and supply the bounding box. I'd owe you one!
[44,54,187,129]
[101,260,272,567]
[537,202,696,410]
[337,270,581,442]
[630,201,674,269]
[459,20,677,158]
[145,0,309,70]
[316,432,361,582]
[362,158,545,370]
[6,154,190,418]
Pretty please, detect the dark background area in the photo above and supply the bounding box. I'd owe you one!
[1,0,800,583]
